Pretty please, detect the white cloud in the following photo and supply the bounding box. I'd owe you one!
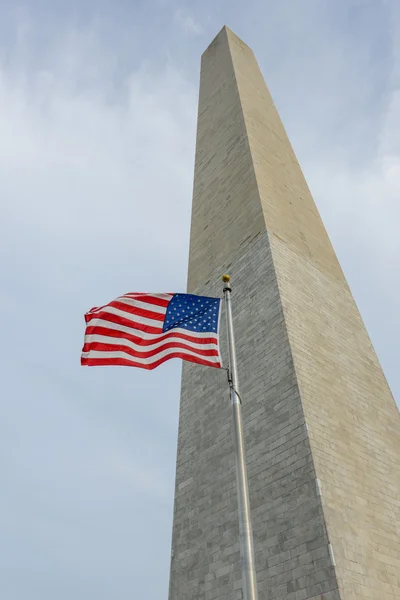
[0,31,198,296]
[174,8,203,36]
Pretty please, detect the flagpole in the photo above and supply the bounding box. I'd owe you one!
[222,275,258,600]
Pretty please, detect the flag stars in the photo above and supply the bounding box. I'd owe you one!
[163,294,220,335]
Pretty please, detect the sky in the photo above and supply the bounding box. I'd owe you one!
[0,1,399,598]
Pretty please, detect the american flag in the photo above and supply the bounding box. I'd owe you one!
[81,292,222,370]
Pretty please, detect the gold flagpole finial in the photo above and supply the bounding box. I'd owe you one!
[222,274,231,283]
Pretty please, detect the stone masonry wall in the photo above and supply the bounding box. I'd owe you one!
[228,28,400,599]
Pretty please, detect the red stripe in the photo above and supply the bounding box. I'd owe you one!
[86,294,171,316]
[122,294,170,308]
[84,325,218,347]
[83,341,219,359]
[106,300,165,322]
[85,311,163,334]
[81,352,221,370]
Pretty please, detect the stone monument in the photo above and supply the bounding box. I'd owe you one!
[168,26,400,600]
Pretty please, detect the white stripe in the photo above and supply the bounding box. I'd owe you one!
[84,333,219,353]
[122,293,173,302]
[116,297,168,315]
[94,306,163,328]
[82,347,221,365]
[86,318,219,341]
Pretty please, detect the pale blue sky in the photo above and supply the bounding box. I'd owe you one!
[1,1,399,598]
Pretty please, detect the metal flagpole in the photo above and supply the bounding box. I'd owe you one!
[222,274,259,600]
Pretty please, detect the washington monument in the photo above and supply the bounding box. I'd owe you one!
[168,27,400,599]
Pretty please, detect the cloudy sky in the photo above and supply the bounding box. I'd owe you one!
[1,1,399,598]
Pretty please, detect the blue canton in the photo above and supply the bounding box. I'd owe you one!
[163,294,221,334]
